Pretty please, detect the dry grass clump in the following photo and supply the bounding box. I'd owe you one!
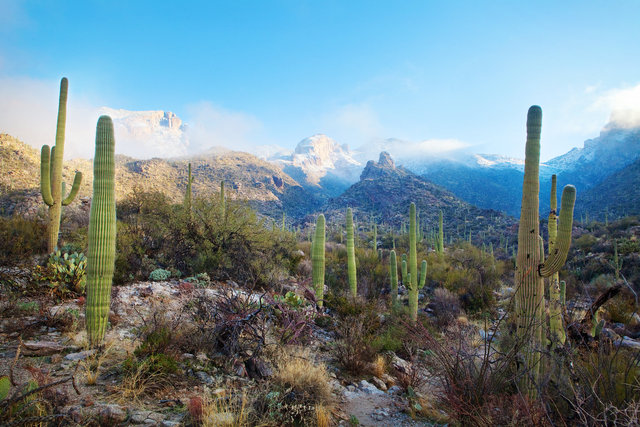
[250,346,334,426]
[371,355,387,378]
[192,392,249,427]
[272,347,332,406]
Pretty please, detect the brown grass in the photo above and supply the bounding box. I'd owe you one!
[272,347,332,406]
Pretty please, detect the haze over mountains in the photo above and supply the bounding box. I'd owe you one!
[2,107,640,224]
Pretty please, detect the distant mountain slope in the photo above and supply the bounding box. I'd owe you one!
[412,124,640,217]
[577,157,640,221]
[0,133,318,219]
[323,152,516,241]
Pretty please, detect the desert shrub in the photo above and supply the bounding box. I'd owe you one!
[268,291,316,345]
[442,243,503,315]
[354,247,388,299]
[183,287,268,361]
[404,321,547,425]
[114,190,298,288]
[0,215,47,266]
[429,287,461,328]
[254,347,333,426]
[148,268,171,282]
[544,343,640,424]
[574,234,598,252]
[603,292,637,324]
[333,307,380,374]
[589,273,616,294]
[33,250,87,298]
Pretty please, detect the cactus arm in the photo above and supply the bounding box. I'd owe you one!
[346,207,357,297]
[539,185,576,277]
[62,171,82,206]
[418,260,427,289]
[86,116,116,347]
[401,257,407,284]
[548,174,558,252]
[312,214,326,308]
[40,145,54,206]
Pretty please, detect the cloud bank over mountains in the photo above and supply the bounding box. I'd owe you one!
[1,76,640,161]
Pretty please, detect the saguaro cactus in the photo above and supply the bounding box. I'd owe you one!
[346,207,357,297]
[390,250,398,306]
[372,223,377,255]
[408,203,419,322]
[220,181,225,216]
[312,214,326,308]
[40,77,82,253]
[184,163,194,214]
[86,116,117,347]
[514,106,576,396]
[437,210,444,254]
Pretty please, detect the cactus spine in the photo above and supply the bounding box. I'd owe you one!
[514,106,576,396]
[86,116,117,347]
[184,163,193,214]
[346,207,357,297]
[40,77,82,253]
[312,214,326,308]
[408,203,419,322]
[390,250,398,306]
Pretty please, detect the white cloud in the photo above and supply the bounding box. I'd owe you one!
[322,103,384,147]
[0,76,268,159]
[0,76,100,159]
[184,101,264,153]
[592,83,640,129]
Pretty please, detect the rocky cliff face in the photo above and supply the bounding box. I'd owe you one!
[323,152,515,242]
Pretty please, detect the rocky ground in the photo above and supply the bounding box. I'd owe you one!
[0,280,443,426]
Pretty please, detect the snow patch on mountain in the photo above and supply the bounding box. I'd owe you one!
[269,134,362,186]
[99,107,188,159]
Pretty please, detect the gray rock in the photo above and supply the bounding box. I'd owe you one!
[98,404,127,424]
[391,354,411,374]
[64,350,96,361]
[370,376,387,391]
[195,371,215,385]
[617,336,640,350]
[358,379,385,395]
[387,385,403,395]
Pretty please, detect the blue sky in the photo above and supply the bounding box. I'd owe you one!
[1,0,640,160]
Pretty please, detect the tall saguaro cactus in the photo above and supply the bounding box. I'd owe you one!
[40,77,82,253]
[312,214,326,308]
[408,203,419,321]
[184,163,194,214]
[390,250,398,306]
[514,106,576,396]
[346,207,357,297]
[437,210,444,254]
[220,181,225,216]
[86,116,117,347]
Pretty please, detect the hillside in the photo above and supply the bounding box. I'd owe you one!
[323,152,516,242]
[0,133,319,219]
[577,157,640,221]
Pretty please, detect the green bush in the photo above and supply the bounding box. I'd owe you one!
[149,268,171,282]
[113,189,298,288]
[574,234,598,252]
[0,216,47,266]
